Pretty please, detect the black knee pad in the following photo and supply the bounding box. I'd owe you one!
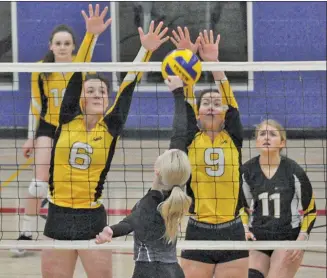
[249,268,265,278]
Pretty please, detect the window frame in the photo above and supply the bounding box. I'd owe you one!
[0,2,19,91]
[110,1,254,92]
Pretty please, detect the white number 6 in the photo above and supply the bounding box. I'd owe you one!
[204,148,225,177]
[69,142,93,170]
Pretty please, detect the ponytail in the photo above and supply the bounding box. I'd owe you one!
[159,186,192,243]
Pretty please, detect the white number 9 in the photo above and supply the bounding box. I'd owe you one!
[204,148,225,177]
[69,142,93,170]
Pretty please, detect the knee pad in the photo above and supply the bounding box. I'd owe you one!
[249,268,265,278]
[28,178,48,198]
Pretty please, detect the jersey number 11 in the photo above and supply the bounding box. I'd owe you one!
[258,192,281,218]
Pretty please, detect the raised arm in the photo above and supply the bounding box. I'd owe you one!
[59,72,83,124]
[103,21,169,137]
[165,77,198,153]
[293,163,317,238]
[199,30,243,145]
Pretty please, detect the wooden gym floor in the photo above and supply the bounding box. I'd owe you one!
[0,138,326,277]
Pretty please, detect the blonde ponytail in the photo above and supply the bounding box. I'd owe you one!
[159,186,192,243]
[155,149,192,243]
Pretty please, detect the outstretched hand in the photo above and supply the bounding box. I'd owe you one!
[164,76,184,92]
[95,226,113,244]
[198,30,220,62]
[82,4,112,36]
[170,26,201,54]
[138,21,170,52]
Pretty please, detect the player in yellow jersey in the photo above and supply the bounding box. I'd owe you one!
[170,27,248,278]
[12,4,111,257]
[41,21,169,278]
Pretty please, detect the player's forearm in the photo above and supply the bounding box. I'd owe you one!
[124,46,152,83]
[74,32,97,63]
[110,222,133,238]
[59,72,83,124]
[300,211,317,235]
[28,109,40,139]
[212,70,227,82]
[169,88,188,152]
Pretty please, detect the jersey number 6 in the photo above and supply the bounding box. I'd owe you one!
[69,142,93,170]
[204,148,225,177]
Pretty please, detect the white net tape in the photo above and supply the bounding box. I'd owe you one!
[1,61,326,72]
[0,240,325,251]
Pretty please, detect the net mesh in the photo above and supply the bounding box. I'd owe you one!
[0,62,326,278]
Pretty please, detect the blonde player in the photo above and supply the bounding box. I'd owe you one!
[170,27,249,278]
[41,21,169,278]
[12,4,111,257]
[96,76,192,278]
[242,119,316,278]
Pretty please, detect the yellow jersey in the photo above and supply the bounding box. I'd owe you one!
[28,32,97,139]
[183,80,246,224]
[48,47,152,209]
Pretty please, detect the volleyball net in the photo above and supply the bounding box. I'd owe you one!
[0,61,326,255]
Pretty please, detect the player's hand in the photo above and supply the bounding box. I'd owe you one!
[287,233,307,262]
[95,226,113,244]
[82,4,112,35]
[288,249,304,262]
[245,231,256,241]
[164,76,184,92]
[138,21,169,52]
[170,26,201,54]
[22,139,34,159]
[198,30,220,62]
[243,225,256,241]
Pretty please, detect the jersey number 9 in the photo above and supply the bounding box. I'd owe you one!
[204,148,225,177]
[69,142,93,170]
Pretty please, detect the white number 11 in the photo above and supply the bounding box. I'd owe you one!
[50,88,66,107]
[258,192,280,218]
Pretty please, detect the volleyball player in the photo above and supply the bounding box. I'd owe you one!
[12,4,111,256]
[96,76,192,278]
[170,27,249,278]
[242,119,317,278]
[41,21,169,278]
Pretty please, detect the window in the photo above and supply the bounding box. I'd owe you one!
[112,1,252,91]
[0,2,18,90]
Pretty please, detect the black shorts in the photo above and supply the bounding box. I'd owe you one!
[44,202,107,240]
[250,227,301,257]
[181,217,249,264]
[35,118,57,139]
[132,262,184,278]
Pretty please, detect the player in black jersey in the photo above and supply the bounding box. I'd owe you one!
[242,119,317,278]
[96,76,191,278]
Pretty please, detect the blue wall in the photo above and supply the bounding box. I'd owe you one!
[0,1,326,130]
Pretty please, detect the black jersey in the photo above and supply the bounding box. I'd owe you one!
[242,156,316,234]
[110,88,189,263]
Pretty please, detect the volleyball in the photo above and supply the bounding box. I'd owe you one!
[161,49,202,86]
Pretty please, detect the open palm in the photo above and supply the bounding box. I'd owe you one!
[82,4,112,36]
[170,26,200,54]
[138,21,170,52]
[199,30,220,62]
